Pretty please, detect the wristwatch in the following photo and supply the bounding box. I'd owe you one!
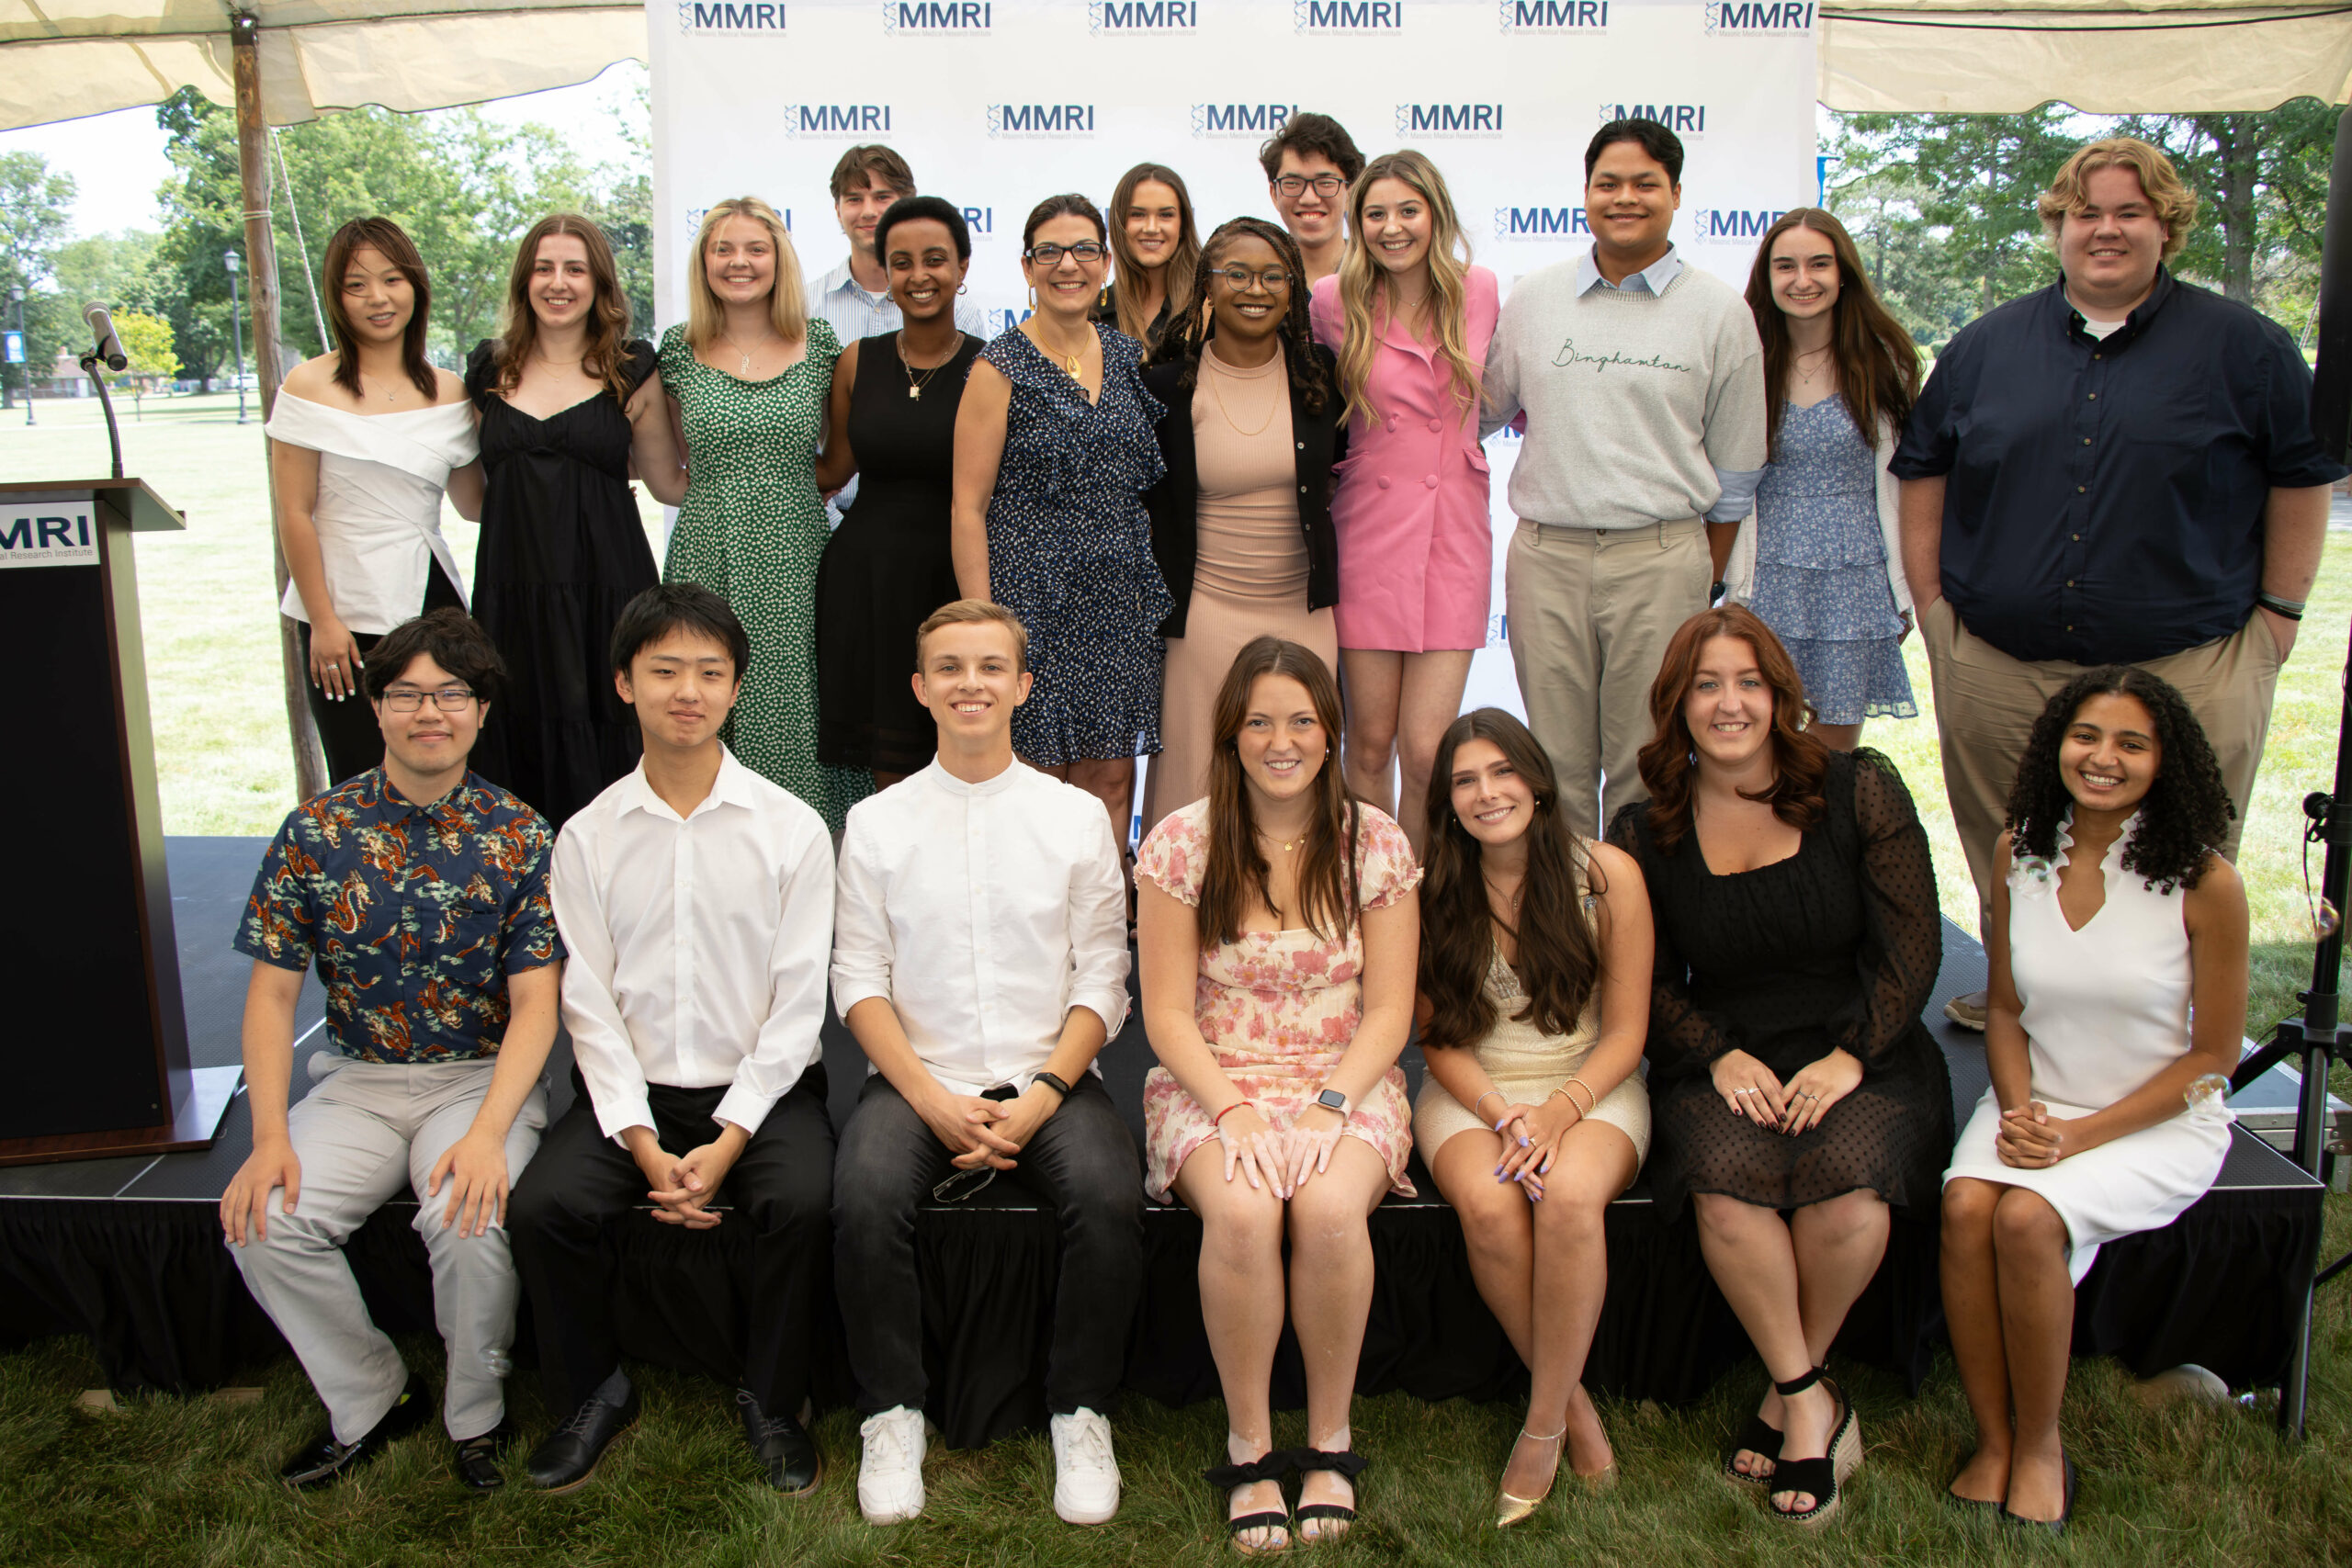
[1315,1088,1351,1118]
[1033,1071,1073,1100]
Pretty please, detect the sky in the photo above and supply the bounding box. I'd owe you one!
[0,62,649,246]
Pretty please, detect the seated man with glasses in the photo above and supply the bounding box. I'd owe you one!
[831,599,1140,1529]
[507,583,837,1495]
[223,606,563,1493]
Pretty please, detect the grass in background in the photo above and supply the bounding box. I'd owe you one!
[9,393,2352,1563]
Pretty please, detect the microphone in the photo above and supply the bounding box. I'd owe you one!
[83,302,127,372]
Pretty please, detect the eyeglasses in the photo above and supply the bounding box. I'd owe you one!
[1025,242,1106,265]
[1273,174,1346,198]
[380,686,479,712]
[1214,266,1293,293]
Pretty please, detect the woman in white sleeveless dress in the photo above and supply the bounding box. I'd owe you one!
[268,217,481,784]
[1942,666,2245,1530]
[1412,708,1651,1527]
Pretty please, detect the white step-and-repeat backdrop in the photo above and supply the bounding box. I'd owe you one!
[647,0,1819,716]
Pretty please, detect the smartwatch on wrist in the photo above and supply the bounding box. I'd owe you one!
[1033,1071,1073,1101]
[1315,1088,1351,1119]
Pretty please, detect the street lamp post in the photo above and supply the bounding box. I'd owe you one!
[12,286,29,426]
[224,249,247,424]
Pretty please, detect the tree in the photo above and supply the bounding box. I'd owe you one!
[2109,103,2335,323]
[110,309,177,415]
[0,151,78,386]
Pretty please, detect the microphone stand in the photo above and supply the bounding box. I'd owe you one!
[77,343,125,480]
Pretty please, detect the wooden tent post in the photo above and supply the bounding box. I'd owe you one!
[232,9,322,801]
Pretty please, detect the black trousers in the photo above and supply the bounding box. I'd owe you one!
[297,562,466,786]
[832,1072,1143,1416]
[509,1065,834,1416]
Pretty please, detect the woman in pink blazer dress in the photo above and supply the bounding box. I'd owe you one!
[1310,150,1499,852]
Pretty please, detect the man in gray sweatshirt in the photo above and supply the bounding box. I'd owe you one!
[1482,119,1770,837]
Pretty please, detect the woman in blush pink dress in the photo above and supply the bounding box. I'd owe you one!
[1136,636,1421,1554]
[1310,148,1500,855]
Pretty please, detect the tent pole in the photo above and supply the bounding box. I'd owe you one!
[232,9,322,801]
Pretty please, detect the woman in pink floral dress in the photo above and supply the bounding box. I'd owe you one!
[1135,636,1421,1554]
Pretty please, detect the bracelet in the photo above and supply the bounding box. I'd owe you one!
[1549,1079,1597,1118]
[1474,1089,1506,1121]
[1032,1070,1073,1101]
[2257,592,2306,622]
[1213,1100,1254,1128]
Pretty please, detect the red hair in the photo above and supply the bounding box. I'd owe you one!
[1637,604,1828,851]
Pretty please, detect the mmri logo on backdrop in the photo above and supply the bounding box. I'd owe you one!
[1498,0,1604,32]
[1294,0,1401,32]
[988,104,1098,138]
[1090,0,1196,30]
[1686,208,1791,243]
[1192,104,1295,139]
[1396,104,1504,139]
[884,0,989,31]
[779,105,892,138]
[1493,206,1589,242]
[686,205,791,233]
[1703,1,1812,31]
[676,0,786,31]
[1599,102,1709,136]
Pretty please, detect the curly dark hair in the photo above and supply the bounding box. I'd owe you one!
[1152,216,1331,417]
[2004,664,2234,894]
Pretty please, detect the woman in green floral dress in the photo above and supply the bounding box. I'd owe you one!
[660,195,866,829]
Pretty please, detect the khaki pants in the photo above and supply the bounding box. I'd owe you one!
[1506,516,1713,839]
[1919,594,2282,933]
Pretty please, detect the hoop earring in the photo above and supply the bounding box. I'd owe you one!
[958,283,969,295]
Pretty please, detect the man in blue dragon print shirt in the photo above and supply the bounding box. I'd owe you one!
[222,607,564,1493]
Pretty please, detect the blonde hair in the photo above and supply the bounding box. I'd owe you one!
[2038,138,2199,261]
[914,598,1029,672]
[1336,150,1480,426]
[686,197,808,352]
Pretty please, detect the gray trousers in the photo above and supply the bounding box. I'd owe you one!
[227,1056,548,1443]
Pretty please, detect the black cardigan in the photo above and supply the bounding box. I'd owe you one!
[1141,344,1347,640]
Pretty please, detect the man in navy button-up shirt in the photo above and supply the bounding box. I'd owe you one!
[1890,137,2344,1024]
[222,608,563,1492]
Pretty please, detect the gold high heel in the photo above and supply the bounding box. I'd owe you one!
[1494,1426,1566,1529]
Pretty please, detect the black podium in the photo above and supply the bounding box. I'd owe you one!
[0,478,239,1166]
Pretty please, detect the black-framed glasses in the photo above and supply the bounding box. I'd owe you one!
[380,686,479,713]
[1214,266,1294,293]
[1273,174,1346,198]
[1025,242,1106,265]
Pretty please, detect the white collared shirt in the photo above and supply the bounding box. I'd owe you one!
[1573,243,1687,298]
[552,747,835,1141]
[831,758,1130,1096]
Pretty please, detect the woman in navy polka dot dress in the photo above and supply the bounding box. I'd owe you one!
[953,192,1171,855]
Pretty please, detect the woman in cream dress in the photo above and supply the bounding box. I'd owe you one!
[268,216,481,784]
[1413,707,1651,1527]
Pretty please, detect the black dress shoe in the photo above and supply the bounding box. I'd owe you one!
[526,1384,641,1494]
[277,1371,434,1489]
[453,1417,520,1493]
[737,1389,821,1495]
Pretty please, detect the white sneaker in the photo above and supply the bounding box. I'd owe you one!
[1050,1408,1121,1525]
[857,1405,926,1525]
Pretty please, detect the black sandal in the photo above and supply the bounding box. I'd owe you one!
[1765,1367,1861,1529]
[1999,1454,2077,1533]
[1293,1449,1367,1542]
[1722,1398,1784,1485]
[1205,1450,1296,1557]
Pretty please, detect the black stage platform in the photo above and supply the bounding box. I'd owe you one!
[0,839,2325,1449]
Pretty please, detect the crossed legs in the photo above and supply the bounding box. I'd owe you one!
[1940,1178,2075,1521]
[1694,1188,1890,1513]
[1174,1134,1392,1546]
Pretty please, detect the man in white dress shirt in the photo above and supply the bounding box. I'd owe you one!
[509,584,836,1496]
[831,599,1141,1528]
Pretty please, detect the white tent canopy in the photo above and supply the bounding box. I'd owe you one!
[1821,0,2352,113]
[0,0,644,128]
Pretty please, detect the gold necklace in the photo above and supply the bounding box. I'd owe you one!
[1028,321,1090,381]
[1258,825,1305,854]
[1206,354,1280,437]
[900,334,958,400]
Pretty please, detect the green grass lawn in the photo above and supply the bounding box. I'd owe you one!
[7,391,2352,1563]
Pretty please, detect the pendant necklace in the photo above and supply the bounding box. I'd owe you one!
[720,332,766,377]
[902,338,954,400]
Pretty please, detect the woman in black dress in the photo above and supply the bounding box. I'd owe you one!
[1605,604,1948,1530]
[814,196,985,788]
[467,213,684,827]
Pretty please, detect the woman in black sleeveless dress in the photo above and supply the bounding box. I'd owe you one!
[816,197,985,786]
[466,214,684,828]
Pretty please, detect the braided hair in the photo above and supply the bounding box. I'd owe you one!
[1153,216,1331,417]
[2004,664,2234,894]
